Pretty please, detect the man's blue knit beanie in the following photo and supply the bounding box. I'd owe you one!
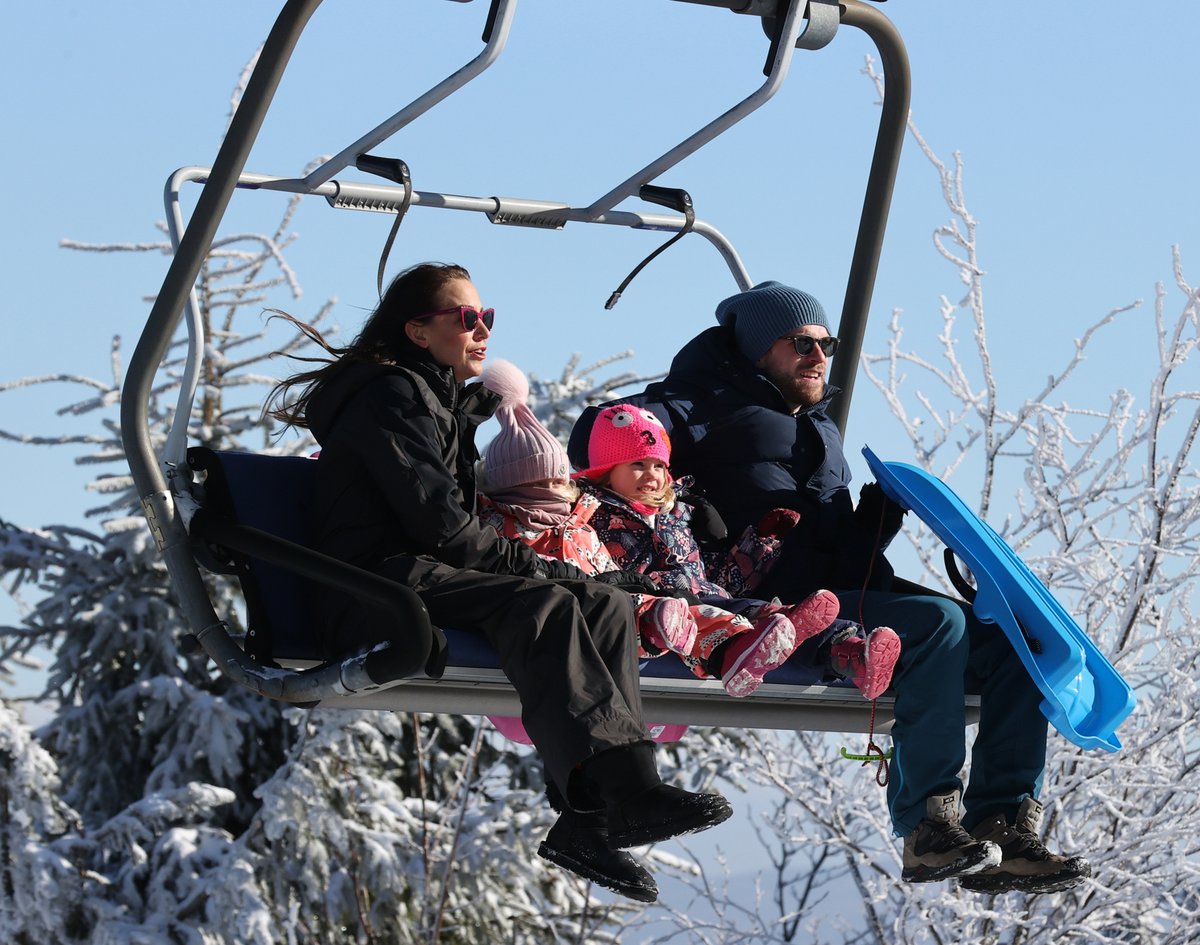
[714,281,831,362]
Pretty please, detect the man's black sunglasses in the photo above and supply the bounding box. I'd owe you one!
[785,335,839,357]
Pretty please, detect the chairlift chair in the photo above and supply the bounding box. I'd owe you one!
[123,0,977,732]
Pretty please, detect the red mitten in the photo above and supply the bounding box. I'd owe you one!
[756,508,801,540]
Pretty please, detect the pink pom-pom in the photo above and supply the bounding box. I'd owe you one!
[481,358,530,407]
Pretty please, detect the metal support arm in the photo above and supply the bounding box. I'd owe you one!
[825,0,910,435]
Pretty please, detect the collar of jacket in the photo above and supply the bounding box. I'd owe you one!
[393,348,502,421]
[581,479,678,523]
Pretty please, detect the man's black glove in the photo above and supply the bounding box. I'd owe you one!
[855,481,907,549]
[591,570,662,595]
[534,558,589,582]
[686,493,730,551]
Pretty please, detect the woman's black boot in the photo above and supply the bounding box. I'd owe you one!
[537,782,658,902]
[578,742,733,849]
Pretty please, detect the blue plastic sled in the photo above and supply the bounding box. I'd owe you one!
[862,447,1136,752]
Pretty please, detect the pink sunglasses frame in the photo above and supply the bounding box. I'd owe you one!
[411,304,495,332]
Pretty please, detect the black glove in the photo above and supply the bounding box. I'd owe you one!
[591,570,662,595]
[593,571,705,606]
[686,493,730,551]
[534,558,588,582]
[855,481,907,548]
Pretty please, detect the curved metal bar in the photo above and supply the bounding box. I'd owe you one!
[301,0,519,190]
[582,0,811,219]
[120,0,331,702]
[825,0,911,435]
[172,169,755,289]
[162,167,215,470]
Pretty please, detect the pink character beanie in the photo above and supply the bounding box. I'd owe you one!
[576,403,672,480]
[480,360,570,491]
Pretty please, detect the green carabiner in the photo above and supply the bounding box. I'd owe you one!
[839,745,894,762]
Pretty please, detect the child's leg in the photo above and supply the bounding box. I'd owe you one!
[751,589,841,646]
[684,604,756,673]
[685,605,801,698]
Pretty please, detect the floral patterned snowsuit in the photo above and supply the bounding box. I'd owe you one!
[478,491,691,659]
[582,481,796,679]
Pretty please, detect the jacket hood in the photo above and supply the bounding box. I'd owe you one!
[306,360,396,444]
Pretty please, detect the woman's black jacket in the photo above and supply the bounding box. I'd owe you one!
[304,351,544,580]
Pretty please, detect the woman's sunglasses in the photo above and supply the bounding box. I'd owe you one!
[785,334,839,357]
[413,305,496,332]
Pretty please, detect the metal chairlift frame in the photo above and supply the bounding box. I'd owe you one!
[123,0,972,733]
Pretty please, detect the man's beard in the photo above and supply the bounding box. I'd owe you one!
[776,373,826,410]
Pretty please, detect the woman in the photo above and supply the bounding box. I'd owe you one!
[267,262,731,902]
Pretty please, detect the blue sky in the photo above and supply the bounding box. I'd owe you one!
[2,2,1197,628]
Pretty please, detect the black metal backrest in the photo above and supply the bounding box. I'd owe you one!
[187,448,321,663]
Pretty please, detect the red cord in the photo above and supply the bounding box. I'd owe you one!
[856,502,890,787]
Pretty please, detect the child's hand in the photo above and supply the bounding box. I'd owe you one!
[756,508,801,539]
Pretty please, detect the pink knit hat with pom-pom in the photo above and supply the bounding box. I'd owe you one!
[576,403,672,480]
[480,359,570,491]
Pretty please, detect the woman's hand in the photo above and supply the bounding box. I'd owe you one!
[534,558,589,582]
[591,570,662,594]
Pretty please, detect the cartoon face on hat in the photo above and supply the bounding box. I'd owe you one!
[576,404,671,480]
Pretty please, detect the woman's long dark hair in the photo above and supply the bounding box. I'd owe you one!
[267,262,471,429]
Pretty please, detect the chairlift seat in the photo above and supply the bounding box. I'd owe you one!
[185,447,886,730]
[188,448,321,663]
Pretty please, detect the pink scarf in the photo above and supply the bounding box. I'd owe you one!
[483,485,574,531]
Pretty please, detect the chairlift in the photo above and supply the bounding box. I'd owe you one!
[122,0,976,733]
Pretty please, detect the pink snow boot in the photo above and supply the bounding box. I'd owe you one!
[830,626,901,700]
[642,596,699,655]
[719,614,798,698]
[773,589,840,646]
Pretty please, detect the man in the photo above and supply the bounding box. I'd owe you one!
[570,281,1089,893]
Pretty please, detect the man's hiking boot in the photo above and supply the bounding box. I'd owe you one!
[538,808,658,903]
[958,798,1091,894]
[901,791,1002,883]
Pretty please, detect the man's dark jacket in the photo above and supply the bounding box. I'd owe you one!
[570,326,893,599]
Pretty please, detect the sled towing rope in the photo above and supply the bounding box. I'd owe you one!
[120,0,948,731]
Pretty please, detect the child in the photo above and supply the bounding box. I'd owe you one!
[577,403,901,700]
[477,361,829,698]
[476,360,700,665]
